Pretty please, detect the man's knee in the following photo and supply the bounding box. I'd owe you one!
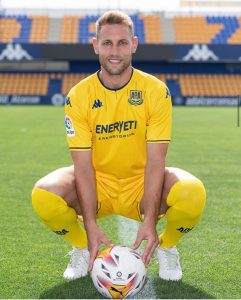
[32,167,79,218]
[167,178,206,220]
[33,175,61,196]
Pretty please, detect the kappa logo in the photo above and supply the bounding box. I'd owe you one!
[165,87,171,99]
[177,227,194,233]
[128,90,143,106]
[92,99,103,109]
[54,229,69,235]
[65,97,72,107]
[183,44,218,61]
[0,44,33,61]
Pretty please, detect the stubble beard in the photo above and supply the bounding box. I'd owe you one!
[100,56,131,76]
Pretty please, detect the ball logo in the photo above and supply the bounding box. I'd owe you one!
[65,115,75,137]
[116,271,122,277]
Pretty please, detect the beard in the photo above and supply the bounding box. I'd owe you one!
[99,55,131,76]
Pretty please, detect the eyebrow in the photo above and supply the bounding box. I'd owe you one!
[102,38,129,43]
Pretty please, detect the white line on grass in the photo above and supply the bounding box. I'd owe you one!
[117,216,157,299]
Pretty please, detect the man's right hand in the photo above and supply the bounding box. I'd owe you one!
[87,224,113,271]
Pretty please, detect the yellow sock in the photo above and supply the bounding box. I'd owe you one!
[32,187,87,248]
[159,179,206,248]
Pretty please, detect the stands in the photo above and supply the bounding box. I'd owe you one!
[0,12,241,105]
[1,14,241,44]
[0,73,240,98]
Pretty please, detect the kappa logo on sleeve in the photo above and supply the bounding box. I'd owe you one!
[165,87,171,99]
[65,115,75,137]
[65,97,72,107]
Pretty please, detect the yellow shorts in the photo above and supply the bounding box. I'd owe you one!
[95,173,144,222]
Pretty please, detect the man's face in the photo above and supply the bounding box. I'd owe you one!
[93,24,138,76]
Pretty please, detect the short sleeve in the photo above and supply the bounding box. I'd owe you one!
[146,82,172,144]
[64,87,92,151]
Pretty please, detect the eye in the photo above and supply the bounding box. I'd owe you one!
[119,40,128,45]
[103,41,111,46]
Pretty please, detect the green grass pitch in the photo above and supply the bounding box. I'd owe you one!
[0,106,240,299]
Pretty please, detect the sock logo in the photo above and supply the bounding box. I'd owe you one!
[176,227,194,233]
[54,229,69,235]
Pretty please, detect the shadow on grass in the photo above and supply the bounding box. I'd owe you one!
[40,275,214,299]
[136,276,214,299]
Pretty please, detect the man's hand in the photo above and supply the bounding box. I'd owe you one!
[87,224,113,271]
[131,220,159,266]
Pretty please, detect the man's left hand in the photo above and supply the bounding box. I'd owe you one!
[131,221,159,266]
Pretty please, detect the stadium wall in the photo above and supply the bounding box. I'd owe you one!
[1,43,241,61]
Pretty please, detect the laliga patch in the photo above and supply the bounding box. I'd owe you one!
[65,115,75,137]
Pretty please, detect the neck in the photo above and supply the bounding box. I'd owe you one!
[99,66,133,90]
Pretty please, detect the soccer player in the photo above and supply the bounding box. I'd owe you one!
[32,10,206,281]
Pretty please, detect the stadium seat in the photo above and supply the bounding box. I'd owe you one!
[174,16,223,44]
[29,16,49,43]
[206,16,240,44]
[78,15,98,43]
[60,16,79,43]
[228,16,241,44]
[140,15,163,44]
[1,72,240,99]
[178,74,241,96]
[13,15,32,43]
[1,13,241,44]
[0,73,49,95]
[0,17,21,43]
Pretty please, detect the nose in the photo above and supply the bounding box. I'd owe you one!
[110,44,119,56]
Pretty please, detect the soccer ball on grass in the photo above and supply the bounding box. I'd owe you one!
[91,245,146,299]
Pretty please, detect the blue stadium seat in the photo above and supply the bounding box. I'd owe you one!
[13,15,32,43]
[206,16,239,44]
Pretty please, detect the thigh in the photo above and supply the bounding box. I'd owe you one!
[35,165,80,213]
[160,167,200,214]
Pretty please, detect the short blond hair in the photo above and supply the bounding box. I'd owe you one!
[96,10,134,38]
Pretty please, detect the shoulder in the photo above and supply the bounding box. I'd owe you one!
[134,68,167,91]
[134,69,170,100]
[68,73,97,98]
[65,73,97,110]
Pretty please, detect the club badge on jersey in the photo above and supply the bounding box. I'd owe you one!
[128,90,143,106]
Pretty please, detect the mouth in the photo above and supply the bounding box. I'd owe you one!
[108,58,122,65]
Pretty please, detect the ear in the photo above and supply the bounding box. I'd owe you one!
[132,36,138,54]
[92,37,99,55]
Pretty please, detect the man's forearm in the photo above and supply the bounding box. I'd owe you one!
[141,160,165,224]
[74,166,98,230]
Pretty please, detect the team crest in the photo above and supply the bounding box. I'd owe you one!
[128,90,143,106]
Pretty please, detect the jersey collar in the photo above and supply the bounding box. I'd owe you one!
[97,67,134,91]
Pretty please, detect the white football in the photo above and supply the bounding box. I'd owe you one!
[91,245,146,299]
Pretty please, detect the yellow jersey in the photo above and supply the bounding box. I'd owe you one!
[65,68,172,179]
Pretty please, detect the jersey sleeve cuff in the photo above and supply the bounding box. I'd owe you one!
[146,139,171,144]
[69,146,92,151]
